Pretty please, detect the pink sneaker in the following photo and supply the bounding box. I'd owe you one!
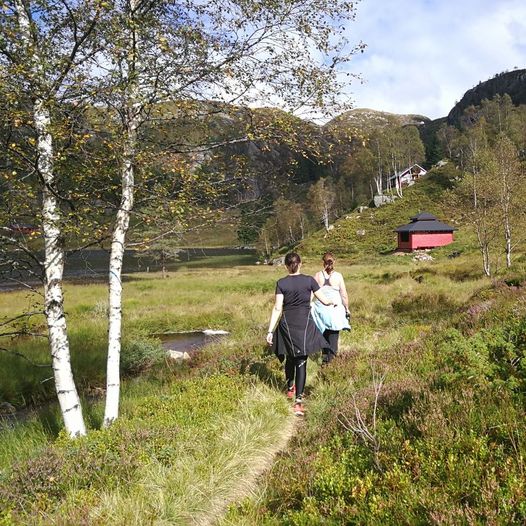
[293,401,305,417]
[286,385,296,399]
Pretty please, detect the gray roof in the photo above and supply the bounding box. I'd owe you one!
[410,211,437,221]
[395,211,456,232]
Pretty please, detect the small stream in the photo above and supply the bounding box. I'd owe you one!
[158,329,229,357]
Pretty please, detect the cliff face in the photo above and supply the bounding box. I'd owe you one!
[447,69,526,124]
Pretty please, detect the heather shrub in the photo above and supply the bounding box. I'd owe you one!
[0,376,246,521]
[120,338,166,375]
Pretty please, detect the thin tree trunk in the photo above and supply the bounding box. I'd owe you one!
[38,101,87,437]
[504,218,512,268]
[264,230,270,258]
[374,176,382,196]
[375,141,383,195]
[104,0,141,426]
[500,162,513,269]
[16,1,86,437]
[104,125,136,427]
[482,244,491,277]
[323,206,329,231]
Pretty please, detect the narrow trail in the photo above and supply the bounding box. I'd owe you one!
[210,402,297,526]
[213,365,331,526]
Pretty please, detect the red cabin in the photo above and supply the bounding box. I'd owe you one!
[395,212,455,252]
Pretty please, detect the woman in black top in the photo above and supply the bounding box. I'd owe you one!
[266,252,334,416]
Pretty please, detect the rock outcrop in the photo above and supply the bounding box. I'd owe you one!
[447,69,526,124]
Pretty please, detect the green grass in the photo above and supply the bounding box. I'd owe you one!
[2,166,526,524]
[2,255,526,524]
[1,376,292,524]
[222,264,526,525]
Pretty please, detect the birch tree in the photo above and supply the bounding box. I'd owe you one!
[93,0,363,425]
[308,177,336,231]
[0,0,104,436]
[457,125,500,277]
[493,133,524,268]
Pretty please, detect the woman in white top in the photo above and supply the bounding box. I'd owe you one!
[311,252,350,364]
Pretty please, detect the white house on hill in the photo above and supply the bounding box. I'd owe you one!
[388,164,427,190]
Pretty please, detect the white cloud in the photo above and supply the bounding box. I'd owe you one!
[342,0,526,119]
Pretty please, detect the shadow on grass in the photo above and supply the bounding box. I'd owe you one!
[239,346,283,390]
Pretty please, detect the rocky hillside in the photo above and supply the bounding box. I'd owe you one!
[447,68,526,124]
[325,108,431,136]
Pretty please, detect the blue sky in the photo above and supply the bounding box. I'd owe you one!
[344,0,526,119]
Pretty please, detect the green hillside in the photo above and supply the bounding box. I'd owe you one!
[297,165,470,259]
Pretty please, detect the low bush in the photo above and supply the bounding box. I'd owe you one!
[436,318,526,392]
[120,338,166,375]
[226,285,526,525]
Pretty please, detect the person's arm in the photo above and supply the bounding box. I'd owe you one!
[314,271,324,287]
[266,293,284,345]
[337,272,350,313]
[313,288,334,306]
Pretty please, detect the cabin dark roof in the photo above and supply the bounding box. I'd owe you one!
[395,211,456,233]
[410,211,437,221]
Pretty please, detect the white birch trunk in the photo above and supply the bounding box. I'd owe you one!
[16,1,86,437]
[323,205,329,231]
[504,218,512,269]
[482,244,491,277]
[103,0,141,426]
[375,141,383,195]
[501,167,513,269]
[475,219,491,277]
[264,230,270,258]
[374,175,383,196]
[37,103,87,437]
[396,186,403,198]
[104,145,135,426]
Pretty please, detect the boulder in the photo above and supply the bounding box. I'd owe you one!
[167,350,191,361]
[373,194,396,207]
[412,252,434,262]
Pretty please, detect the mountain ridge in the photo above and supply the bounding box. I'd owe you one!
[447,68,526,124]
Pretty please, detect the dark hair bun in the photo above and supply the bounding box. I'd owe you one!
[285,252,301,273]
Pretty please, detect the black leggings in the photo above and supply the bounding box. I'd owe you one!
[285,356,307,399]
[322,329,339,364]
